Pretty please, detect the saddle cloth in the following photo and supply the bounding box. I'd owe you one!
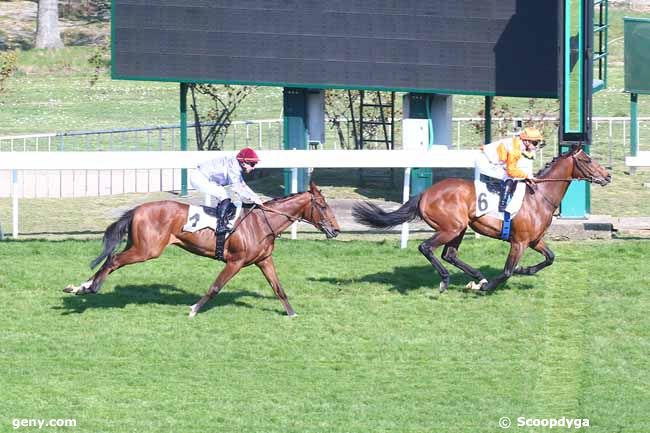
[182,205,240,233]
[473,175,526,220]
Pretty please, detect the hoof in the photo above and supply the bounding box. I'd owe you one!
[64,280,94,295]
[439,282,448,293]
[189,305,198,318]
[477,279,492,296]
[64,285,86,295]
[465,279,488,292]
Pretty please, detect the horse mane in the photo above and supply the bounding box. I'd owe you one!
[534,148,575,177]
[266,192,304,204]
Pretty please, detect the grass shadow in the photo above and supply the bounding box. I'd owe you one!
[55,284,273,315]
[310,264,536,294]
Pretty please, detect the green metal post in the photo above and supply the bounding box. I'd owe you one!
[406,93,432,196]
[559,144,590,217]
[484,96,493,144]
[180,82,189,196]
[603,0,609,88]
[283,88,309,195]
[631,92,639,157]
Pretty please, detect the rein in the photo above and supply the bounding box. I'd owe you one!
[228,192,330,240]
[529,155,598,209]
[226,204,305,240]
[258,204,306,224]
[533,177,592,183]
[255,196,327,236]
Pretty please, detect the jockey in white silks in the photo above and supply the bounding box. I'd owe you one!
[190,147,264,236]
[477,127,544,211]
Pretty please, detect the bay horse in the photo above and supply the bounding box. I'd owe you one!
[64,181,340,317]
[352,146,611,293]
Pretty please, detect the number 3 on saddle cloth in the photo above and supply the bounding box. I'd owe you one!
[473,168,527,241]
[182,205,241,259]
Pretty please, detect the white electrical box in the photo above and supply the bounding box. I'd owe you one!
[402,119,429,151]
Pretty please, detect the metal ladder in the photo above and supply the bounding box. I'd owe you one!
[593,0,608,92]
[349,91,396,186]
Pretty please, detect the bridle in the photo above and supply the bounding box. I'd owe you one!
[304,194,338,234]
[245,192,335,238]
[528,152,602,209]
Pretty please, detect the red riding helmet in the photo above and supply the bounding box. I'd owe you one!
[236,147,260,164]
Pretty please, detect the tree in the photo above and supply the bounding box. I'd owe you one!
[324,89,356,149]
[0,51,18,94]
[35,0,63,49]
[188,84,254,151]
[471,98,558,144]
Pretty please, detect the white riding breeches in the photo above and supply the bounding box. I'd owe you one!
[190,170,228,202]
[476,153,507,180]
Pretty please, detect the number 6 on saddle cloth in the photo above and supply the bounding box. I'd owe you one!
[473,174,527,220]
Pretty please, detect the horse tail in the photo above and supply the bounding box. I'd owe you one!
[352,194,421,229]
[90,208,135,269]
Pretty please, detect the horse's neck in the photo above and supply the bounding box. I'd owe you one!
[536,157,573,208]
[264,193,310,232]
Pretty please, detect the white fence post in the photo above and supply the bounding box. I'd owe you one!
[11,170,19,238]
[291,167,298,240]
[400,168,411,249]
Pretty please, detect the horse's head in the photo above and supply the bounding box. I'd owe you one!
[304,181,340,239]
[570,146,612,186]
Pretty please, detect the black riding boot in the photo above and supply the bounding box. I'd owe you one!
[498,179,515,212]
[215,198,233,235]
[215,199,234,260]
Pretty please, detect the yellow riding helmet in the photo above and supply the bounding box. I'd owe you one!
[519,127,544,143]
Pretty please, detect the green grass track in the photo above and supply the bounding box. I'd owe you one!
[0,238,649,432]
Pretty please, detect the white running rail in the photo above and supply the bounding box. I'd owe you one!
[1,149,479,245]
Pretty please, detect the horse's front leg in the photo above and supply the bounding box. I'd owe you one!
[189,260,244,318]
[476,241,526,294]
[513,240,555,276]
[441,230,487,291]
[256,256,296,317]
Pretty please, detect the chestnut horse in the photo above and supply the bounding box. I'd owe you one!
[353,147,611,293]
[64,181,340,317]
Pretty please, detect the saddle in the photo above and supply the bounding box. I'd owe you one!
[181,204,238,261]
[200,205,219,219]
[479,174,504,195]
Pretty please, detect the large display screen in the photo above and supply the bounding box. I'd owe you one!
[112,0,559,97]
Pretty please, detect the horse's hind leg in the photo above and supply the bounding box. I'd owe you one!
[189,261,244,318]
[90,246,164,293]
[255,257,296,317]
[66,242,166,295]
[418,232,458,293]
[513,240,555,276]
[441,229,487,290]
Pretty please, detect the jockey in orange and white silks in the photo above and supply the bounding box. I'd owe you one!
[190,147,264,235]
[477,127,544,211]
